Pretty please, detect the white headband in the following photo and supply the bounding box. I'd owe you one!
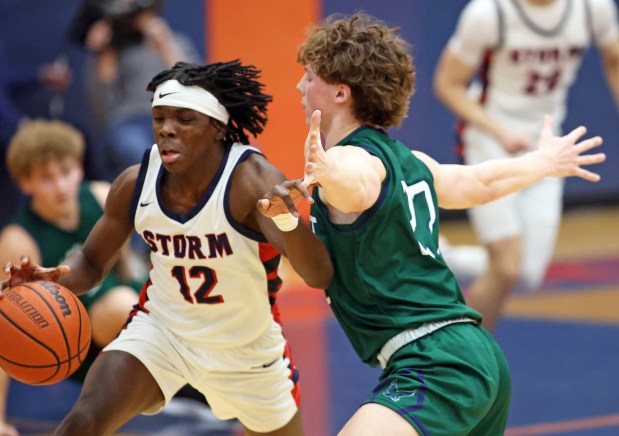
[152,79,230,124]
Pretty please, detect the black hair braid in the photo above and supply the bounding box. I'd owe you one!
[147,60,272,145]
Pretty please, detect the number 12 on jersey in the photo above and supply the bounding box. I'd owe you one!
[171,265,223,304]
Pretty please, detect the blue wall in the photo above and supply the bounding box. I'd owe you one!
[1,0,617,204]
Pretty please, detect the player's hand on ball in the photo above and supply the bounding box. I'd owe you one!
[1,256,70,293]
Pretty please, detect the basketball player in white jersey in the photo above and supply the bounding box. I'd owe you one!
[434,0,619,331]
[1,60,333,435]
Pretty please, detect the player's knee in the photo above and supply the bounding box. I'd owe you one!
[491,260,521,290]
[486,238,522,289]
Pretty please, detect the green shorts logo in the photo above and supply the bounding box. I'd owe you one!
[383,380,417,403]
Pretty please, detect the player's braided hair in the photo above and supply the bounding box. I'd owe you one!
[147,60,272,145]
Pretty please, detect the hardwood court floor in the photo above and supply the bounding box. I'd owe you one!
[440,205,619,323]
[440,205,619,260]
[440,205,619,436]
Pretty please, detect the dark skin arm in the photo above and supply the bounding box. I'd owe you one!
[2,166,138,295]
[231,153,333,290]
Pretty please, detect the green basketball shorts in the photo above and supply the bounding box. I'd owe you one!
[365,323,511,436]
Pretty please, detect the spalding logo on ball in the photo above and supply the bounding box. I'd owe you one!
[0,280,91,385]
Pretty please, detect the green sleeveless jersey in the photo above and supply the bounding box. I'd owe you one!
[10,183,102,267]
[310,126,481,366]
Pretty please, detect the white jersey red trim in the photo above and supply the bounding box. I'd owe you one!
[449,0,619,137]
[130,143,283,349]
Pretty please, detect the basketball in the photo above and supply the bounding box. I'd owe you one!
[0,281,91,385]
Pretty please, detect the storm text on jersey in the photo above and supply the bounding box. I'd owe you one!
[142,231,234,259]
[509,45,586,64]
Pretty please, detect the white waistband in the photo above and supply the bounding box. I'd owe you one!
[377,317,477,369]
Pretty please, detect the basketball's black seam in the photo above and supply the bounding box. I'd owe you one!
[64,286,89,365]
[0,309,62,383]
[0,305,89,385]
[1,282,90,385]
[24,282,74,379]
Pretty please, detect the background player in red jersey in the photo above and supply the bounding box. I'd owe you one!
[434,0,619,331]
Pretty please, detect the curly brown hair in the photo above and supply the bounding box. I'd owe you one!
[6,119,85,182]
[297,12,416,128]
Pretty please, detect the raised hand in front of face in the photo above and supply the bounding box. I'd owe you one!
[303,110,328,188]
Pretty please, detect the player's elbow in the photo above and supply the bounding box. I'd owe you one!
[475,187,499,206]
[439,185,496,210]
[433,65,454,105]
[304,262,334,290]
[433,74,446,103]
[461,172,501,206]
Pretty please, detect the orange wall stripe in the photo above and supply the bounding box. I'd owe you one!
[204,4,327,435]
[205,0,320,182]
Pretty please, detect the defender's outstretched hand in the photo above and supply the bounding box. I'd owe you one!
[1,256,70,293]
[303,110,328,187]
[536,115,606,181]
[257,179,314,218]
[258,110,329,221]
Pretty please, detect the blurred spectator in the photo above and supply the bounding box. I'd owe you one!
[0,36,71,228]
[68,0,200,180]
[0,118,141,436]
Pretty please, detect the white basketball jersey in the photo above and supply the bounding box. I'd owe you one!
[132,144,283,349]
[451,0,618,137]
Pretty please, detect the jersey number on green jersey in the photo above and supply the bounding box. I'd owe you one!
[402,180,437,258]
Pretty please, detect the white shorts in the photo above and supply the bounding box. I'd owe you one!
[463,127,564,244]
[462,127,564,290]
[104,311,299,432]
